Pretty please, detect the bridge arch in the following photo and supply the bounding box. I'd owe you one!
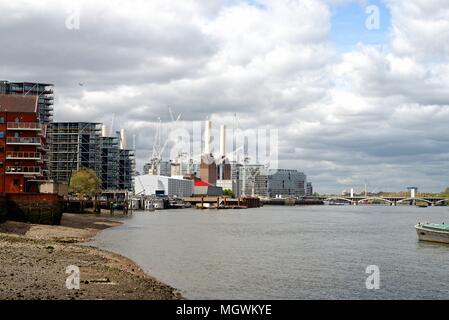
[325,197,354,204]
[357,197,393,205]
[396,198,433,205]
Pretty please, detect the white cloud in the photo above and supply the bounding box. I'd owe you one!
[1,0,449,192]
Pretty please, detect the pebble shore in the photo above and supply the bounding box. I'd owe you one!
[0,213,183,300]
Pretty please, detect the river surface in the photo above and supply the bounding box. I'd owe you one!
[90,205,449,299]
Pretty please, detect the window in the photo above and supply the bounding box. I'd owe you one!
[0,146,4,153]
[0,162,3,168]
[13,179,19,187]
[13,132,19,138]
[0,132,4,138]
[0,117,4,124]
[14,117,19,123]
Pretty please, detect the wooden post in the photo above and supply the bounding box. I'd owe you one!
[217,197,220,210]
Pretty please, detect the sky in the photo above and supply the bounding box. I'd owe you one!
[1,0,448,193]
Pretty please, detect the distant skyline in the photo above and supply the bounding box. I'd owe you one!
[1,0,448,193]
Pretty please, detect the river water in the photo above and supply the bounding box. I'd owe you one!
[90,205,449,299]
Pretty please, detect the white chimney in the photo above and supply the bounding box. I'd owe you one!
[204,120,212,154]
[120,129,128,150]
[350,188,354,198]
[220,125,226,157]
[101,124,108,137]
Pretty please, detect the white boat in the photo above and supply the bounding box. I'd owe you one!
[144,200,155,211]
[415,223,449,244]
[153,198,165,210]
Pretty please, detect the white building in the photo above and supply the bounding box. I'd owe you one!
[134,174,193,197]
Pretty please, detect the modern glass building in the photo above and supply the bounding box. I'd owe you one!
[267,169,306,198]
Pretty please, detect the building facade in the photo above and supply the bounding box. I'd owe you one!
[118,149,135,191]
[200,154,217,185]
[134,174,193,197]
[230,161,243,197]
[0,95,47,193]
[240,164,268,197]
[306,182,313,196]
[48,122,135,192]
[100,136,120,191]
[0,81,54,125]
[267,169,306,198]
[147,159,171,177]
[48,122,102,183]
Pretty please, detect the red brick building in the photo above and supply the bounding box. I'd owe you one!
[200,153,217,186]
[0,94,47,193]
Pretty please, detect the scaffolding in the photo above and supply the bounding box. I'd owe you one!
[118,149,135,192]
[100,136,120,191]
[47,122,102,183]
[48,122,135,192]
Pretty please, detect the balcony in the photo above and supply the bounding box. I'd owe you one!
[6,152,41,160]
[6,166,42,175]
[6,137,41,145]
[7,122,41,131]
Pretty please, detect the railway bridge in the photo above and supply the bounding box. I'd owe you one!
[321,195,448,206]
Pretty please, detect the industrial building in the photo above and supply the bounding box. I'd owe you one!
[267,169,306,198]
[0,94,47,193]
[199,120,217,185]
[0,81,54,125]
[200,153,217,186]
[134,174,194,197]
[48,122,135,192]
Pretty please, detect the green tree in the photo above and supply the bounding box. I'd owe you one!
[69,168,101,212]
[223,189,235,198]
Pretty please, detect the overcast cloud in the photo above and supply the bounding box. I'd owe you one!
[1,0,448,193]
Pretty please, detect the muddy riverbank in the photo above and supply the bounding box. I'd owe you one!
[0,213,182,300]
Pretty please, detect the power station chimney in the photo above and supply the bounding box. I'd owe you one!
[220,125,226,157]
[204,119,212,154]
[101,124,108,137]
[120,129,128,150]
